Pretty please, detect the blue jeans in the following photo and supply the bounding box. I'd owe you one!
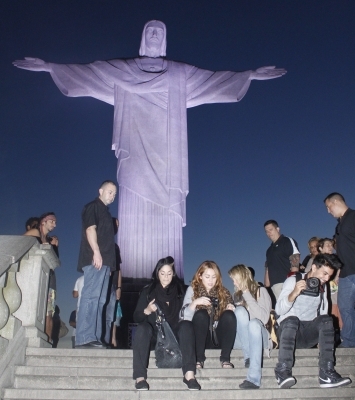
[233,306,268,386]
[104,287,117,344]
[75,265,110,346]
[338,274,355,347]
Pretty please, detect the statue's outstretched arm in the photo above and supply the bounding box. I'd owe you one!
[250,66,286,80]
[12,57,51,72]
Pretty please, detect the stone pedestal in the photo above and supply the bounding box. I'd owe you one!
[119,277,151,348]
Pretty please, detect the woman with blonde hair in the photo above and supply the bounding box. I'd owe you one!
[317,238,343,333]
[228,264,272,389]
[181,261,236,368]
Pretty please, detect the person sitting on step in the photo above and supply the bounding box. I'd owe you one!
[274,253,351,389]
[132,257,201,391]
[228,264,272,389]
[180,260,236,369]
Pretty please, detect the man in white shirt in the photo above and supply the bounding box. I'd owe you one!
[274,253,351,389]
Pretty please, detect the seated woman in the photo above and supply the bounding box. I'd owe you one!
[181,260,236,369]
[228,264,272,389]
[132,257,200,391]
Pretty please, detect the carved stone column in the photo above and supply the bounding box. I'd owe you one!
[0,274,9,330]
[1,263,23,341]
[0,274,10,355]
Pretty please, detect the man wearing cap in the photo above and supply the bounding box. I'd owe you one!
[25,212,59,341]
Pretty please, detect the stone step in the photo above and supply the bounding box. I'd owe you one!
[14,364,355,378]
[24,347,355,362]
[24,355,355,369]
[14,373,355,390]
[5,347,353,400]
[3,387,355,400]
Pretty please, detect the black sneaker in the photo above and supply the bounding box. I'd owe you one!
[239,380,259,389]
[244,358,250,368]
[135,379,149,390]
[274,364,296,389]
[183,377,201,391]
[319,367,352,388]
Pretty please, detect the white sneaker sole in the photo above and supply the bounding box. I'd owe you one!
[278,376,296,389]
[319,378,351,388]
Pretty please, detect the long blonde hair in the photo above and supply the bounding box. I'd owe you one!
[191,261,229,314]
[228,264,259,305]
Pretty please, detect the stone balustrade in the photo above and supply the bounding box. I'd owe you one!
[0,235,60,390]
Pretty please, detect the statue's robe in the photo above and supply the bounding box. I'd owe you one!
[50,58,251,278]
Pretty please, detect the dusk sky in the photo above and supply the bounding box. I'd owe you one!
[1,1,355,325]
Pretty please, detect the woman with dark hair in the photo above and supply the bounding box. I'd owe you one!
[132,257,200,391]
[181,261,236,369]
[228,264,272,389]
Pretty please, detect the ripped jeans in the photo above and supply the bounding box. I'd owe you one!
[233,306,269,386]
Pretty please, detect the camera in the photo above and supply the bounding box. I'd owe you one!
[208,297,219,307]
[301,277,320,297]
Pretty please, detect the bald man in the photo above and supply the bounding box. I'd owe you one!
[324,192,355,347]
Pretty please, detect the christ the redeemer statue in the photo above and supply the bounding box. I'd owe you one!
[14,20,286,280]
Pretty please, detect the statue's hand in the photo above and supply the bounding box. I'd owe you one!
[12,57,51,72]
[250,66,286,80]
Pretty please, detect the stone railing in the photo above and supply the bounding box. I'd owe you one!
[0,235,60,390]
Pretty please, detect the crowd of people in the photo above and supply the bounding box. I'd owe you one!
[24,186,355,391]
[263,191,355,353]
[23,181,122,349]
[131,191,354,391]
[132,253,352,391]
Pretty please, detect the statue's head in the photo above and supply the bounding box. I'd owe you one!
[139,20,166,58]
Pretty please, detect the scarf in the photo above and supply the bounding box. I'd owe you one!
[194,284,233,322]
[150,281,180,329]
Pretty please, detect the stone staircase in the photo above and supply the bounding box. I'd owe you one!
[3,347,355,399]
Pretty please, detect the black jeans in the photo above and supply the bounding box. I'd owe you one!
[133,320,196,379]
[192,309,236,363]
[277,315,335,370]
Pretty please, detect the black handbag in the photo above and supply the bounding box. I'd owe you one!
[154,303,183,368]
